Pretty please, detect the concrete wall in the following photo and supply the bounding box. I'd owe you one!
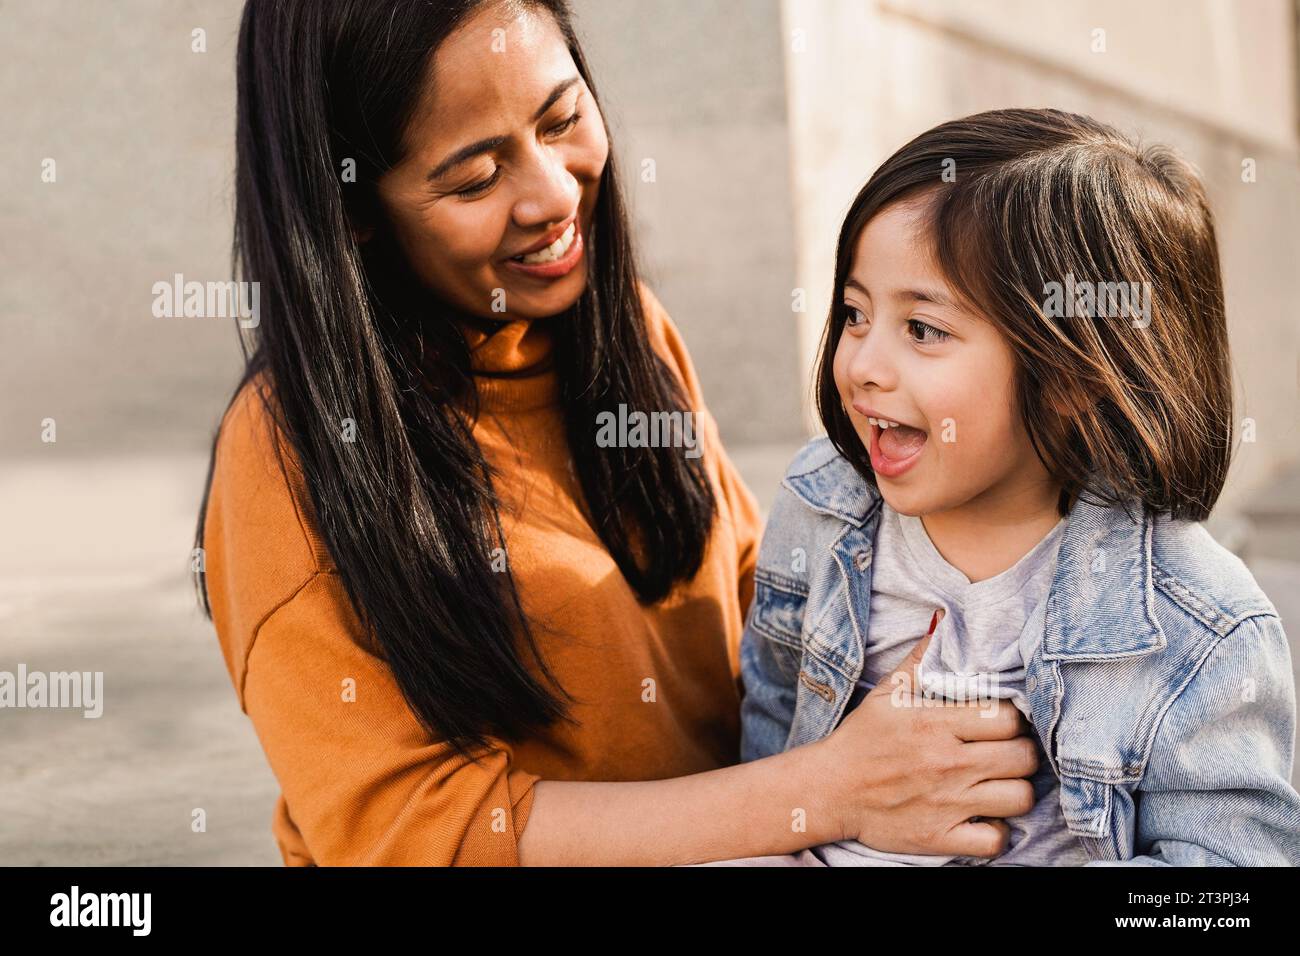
[567,0,808,448]
[0,0,246,459]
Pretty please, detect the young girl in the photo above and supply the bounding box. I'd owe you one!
[732,108,1300,866]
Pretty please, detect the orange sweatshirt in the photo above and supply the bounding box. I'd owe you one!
[202,282,764,865]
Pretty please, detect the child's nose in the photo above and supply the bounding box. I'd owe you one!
[846,326,898,391]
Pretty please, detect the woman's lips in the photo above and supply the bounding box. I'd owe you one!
[510,214,577,258]
[502,216,585,280]
[868,420,927,479]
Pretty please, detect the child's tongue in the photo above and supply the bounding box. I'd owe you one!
[878,423,927,461]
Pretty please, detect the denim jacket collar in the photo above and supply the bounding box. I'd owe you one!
[783,447,881,528]
[781,452,1167,661]
[1041,495,1167,660]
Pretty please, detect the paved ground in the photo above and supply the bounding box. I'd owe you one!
[0,456,281,865]
[1,449,1296,865]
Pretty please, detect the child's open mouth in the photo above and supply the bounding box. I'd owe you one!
[866,415,927,479]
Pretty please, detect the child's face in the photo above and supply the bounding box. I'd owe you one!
[833,200,1054,518]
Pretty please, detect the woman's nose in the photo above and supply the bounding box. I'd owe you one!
[511,147,581,229]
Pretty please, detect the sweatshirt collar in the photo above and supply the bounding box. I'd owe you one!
[452,314,560,412]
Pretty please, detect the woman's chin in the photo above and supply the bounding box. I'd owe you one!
[499,267,587,319]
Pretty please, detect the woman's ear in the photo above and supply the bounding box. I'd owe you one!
[353,224,376,244]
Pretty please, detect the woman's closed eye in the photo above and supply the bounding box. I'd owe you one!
[547,110,582,138]
[454,112,584,199]
[455,167,502,198]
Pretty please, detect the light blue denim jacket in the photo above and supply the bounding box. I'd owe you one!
[740,436,1300,865]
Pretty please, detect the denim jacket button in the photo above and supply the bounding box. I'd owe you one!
[855,548,871,571]
[1026,674,1038,694]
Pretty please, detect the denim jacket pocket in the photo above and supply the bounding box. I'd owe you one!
[749,569,808,647]
[1056,772,1114,842]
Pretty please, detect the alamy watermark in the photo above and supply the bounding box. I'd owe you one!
[152,273,260,328]
[889,668,1002,717]
[1043,272,1151,328]
[50,886,150,936]
[0,664,103,718]
[595,403,701,458]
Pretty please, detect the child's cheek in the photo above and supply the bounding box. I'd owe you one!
[831,338,854,402]
[832,344,864,434]
[917,378,967,465]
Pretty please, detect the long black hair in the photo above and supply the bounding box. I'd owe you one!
[195,0,717,760]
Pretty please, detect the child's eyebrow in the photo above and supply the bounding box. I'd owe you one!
[895,287,958,311]
[845,277,958,312]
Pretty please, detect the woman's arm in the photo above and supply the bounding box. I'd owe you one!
[518,634,1040,865]
[237,569,1034,866]
[216,320,1036,866]
[517,732,838,865]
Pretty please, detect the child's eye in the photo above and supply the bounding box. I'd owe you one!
[455,167,502,199]
[907,318,950,344]
[844,305,867,328]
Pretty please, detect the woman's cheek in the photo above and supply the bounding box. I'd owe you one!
[576,114,610,177]
[436,204,503,269]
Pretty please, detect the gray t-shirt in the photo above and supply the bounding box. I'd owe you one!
[812,503,1090,867]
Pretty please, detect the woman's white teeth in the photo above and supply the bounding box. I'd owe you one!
[515,223,575,264]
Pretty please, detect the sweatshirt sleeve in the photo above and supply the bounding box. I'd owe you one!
[241,572,541,866]
[203,379,540,866]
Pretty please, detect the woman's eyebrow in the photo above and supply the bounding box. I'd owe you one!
[426,134,508,182]
[426,75,582,182]
[531,75,581,122]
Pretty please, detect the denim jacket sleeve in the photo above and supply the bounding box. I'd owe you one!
[1087,612,1300,866]
[738,486,810,764]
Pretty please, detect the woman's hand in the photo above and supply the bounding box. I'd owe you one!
[814,613,1039,857]
[518,612,1038,866]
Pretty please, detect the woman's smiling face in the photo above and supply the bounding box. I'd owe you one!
[372,1,608,320]
[833,198,1053,518]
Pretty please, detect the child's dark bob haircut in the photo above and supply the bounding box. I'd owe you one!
[815,108,1232,521]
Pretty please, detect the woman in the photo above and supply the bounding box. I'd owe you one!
[195,0,1039,866]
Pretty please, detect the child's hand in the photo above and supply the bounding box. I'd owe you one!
[818,608,1039,857]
